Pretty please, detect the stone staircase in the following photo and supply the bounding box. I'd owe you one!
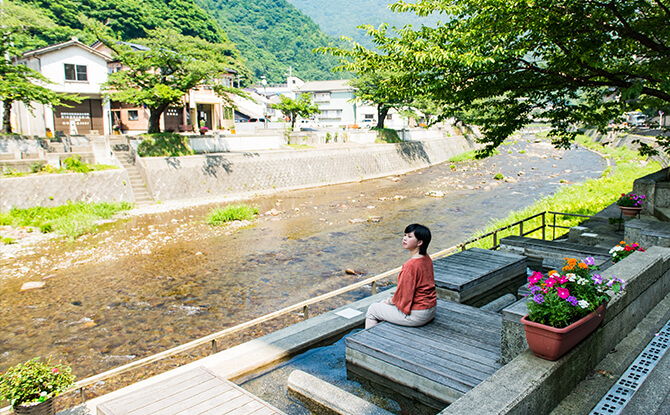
[108,136,153,206]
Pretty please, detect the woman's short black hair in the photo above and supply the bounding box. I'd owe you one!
[405,223,431,255]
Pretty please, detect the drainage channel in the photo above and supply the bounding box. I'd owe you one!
[590,318,670,415]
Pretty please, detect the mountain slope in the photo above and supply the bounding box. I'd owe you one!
[192,0,343,83]
[286,0,443,50]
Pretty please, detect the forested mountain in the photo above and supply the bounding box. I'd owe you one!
[13,0,342,83]
[286,0,443,50]
[192,0,344,83]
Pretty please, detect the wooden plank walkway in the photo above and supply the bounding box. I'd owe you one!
[97,366,285,415]
[433,247,527,306]
[346,300,502,406]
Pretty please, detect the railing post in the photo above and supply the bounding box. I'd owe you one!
[493,231,498,249]
[211,339,218,354]
[519,221,524,237]
[542,212,546,240]
[303,305,309,320]
[371,281,377,296]
[80,387,86,404]
[553,213,556,240]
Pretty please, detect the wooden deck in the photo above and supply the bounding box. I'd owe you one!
[433,247,527,306]
[346,300,502,406]
[97,366,285,415]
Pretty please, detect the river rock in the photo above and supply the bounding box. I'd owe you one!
[426,190,445,197]
[393,195,406,200]
[368,216,382,223]
[348,218,366,224]
[505,177,518,183]
[388,177,401,182]
[378,197,390,201]
[518,171,525,176]
[21,281,45,291]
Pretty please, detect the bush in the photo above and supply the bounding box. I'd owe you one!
[374,128,402,143]
[206,204,258,225]
[62,155,91,173]
[494,173,504,180]
[137,133,194,157]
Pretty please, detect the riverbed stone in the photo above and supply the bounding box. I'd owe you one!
[21,281,45,291]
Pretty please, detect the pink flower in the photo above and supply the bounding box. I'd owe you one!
[557,287,569,299]
[52,367,59,374]
[529,271,543,284]
[545,278,557,288]
[556,275,568,284]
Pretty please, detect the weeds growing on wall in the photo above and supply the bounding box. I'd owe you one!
[448,149,499,163]
[0,201,133,239]
[2,155,117,177]
[468,135,660,249]
[137,133,194,157]
[206,204,258,225]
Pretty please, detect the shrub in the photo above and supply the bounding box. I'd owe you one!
[137,133,194,157]
[206,204,258,225]
[0,357,75,407]
[494,173,504,180]
[62,155,91,173]
[374,128,402,143]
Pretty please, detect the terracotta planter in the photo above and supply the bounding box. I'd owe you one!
[13,397,56,415]
[619,206,642,218]
[521,303,606,361]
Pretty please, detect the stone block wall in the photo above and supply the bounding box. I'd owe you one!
[136,137,472,202]
[0,169,134,211]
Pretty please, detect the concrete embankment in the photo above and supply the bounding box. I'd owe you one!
[0,136,473,211]
[134,136,473,202]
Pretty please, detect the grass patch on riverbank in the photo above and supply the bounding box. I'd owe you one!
[206,204,258,225]
[449,149,499,163]
[468,136,660,248]
[0,201,133,240]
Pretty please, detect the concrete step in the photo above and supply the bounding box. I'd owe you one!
[654,207,670,222]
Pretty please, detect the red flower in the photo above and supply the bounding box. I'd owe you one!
[52,367,59,374]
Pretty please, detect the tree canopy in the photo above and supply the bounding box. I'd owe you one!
[322,0,670,154]
[271,93,320,130]
[1,1,79,133]
[98,26,250,133]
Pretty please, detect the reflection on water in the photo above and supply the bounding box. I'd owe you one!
[0,141,606,382]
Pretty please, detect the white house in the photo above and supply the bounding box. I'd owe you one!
[297,79,381,128]
[12,37,113,137]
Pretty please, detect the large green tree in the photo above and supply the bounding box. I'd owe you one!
[348,70,413,129]
[97,26,250,133]
[0,1,77,133]
[322,0,670,155]
[271,93,320,130]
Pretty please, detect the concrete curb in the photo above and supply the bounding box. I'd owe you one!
[288,370,392,415]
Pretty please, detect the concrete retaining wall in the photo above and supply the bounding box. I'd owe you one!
[0,169,134,211]
[136,136,472,202]
[441,246,670,415]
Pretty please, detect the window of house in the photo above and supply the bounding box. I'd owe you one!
[64,64,88,81]
[320,109,342,119]
[386,114,393,120]
[128,110,139,121]
[364,114,375,119]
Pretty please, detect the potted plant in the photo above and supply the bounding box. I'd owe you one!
[112,125,121,135]
[0,357,75,415]
[199,126,209,135]
[610,240,646,263]
[521,257,625,360]
[616,192,645,217]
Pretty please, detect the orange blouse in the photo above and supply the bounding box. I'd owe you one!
[392,255,437,315]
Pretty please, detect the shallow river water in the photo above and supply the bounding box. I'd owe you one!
[0,140,605,400]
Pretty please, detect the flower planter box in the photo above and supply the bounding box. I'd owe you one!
[521,303,606,360]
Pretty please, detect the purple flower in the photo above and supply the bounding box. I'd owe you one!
[566,296,579,306]
[592,274,603,284]
[584,257,595,266]
[533,294,545,304]
[529,285,541,294]
[607,277,626,290]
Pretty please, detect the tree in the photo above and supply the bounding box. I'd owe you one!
[271,93,320,130]
[95,25,250,133]
[0,1,76,133]
[348,70,413,129]
[321,0,670,155]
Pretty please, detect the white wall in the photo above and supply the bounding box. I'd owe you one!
[38,45,109,95]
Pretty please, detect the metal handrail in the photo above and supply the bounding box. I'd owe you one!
[1,209,601,411]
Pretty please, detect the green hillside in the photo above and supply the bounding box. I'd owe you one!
[14,0,342,83]
[192,0,344,83]
[286,0,443,50]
